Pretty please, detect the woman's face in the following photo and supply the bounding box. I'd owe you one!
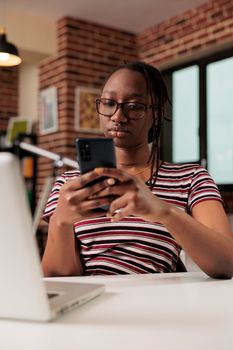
[98,68,154,149]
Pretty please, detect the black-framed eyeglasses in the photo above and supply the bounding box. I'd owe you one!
[96,98,156,120]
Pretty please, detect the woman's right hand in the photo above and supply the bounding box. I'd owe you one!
[51,169,116,226]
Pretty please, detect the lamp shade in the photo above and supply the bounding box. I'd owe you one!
[0,33,22,67]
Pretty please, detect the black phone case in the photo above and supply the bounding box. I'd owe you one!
[76,138,116,211]
[76,138,116,174]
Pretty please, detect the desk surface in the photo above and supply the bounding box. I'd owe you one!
[1,272,233,350]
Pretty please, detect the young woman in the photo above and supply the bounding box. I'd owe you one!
[42,61,233,278]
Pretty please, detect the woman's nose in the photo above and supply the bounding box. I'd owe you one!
[110,106,127,123]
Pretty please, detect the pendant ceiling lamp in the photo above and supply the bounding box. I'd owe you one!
[0,26,22,67]
[0,0,22,67]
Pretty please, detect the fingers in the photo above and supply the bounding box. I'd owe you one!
[67,170,106,190]
[58,167,142,221]
[105,194,132,222]
[108,205,133,222]
[94,167,132,183]
[63,172,115,199]
[59,172,117,215]
[97,179,135,199]
[82,195,115,212]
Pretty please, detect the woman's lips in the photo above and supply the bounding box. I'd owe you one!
[109,126,129,138]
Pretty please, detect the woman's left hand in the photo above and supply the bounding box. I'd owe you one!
[94,167,170,223]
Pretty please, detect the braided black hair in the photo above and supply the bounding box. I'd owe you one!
[103,61,170,189]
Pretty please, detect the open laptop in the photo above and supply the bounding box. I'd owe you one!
[0,152,105,322]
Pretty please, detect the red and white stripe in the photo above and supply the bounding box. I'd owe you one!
[43,162,223,275]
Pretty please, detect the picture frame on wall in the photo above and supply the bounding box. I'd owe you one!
[5,116,32,146]
[40,86,58,135]
[75,86,101,133]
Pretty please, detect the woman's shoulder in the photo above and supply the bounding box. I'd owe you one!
[59,169,81,181]
[159,161,203,175]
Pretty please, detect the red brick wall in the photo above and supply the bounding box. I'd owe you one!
[37,17,138,196]
[137,0,233,68]
[0,67,18,132]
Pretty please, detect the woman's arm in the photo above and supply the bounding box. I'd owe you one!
[159,200,233,278]
[41,214,83,277]
[41,170,117,277]
[96,167,233,278]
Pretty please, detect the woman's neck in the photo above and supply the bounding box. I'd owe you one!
[115,143,154,181]
[116,143,151,167]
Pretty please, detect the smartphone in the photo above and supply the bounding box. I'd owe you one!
[76,138,116,211]
[76,137,116,175]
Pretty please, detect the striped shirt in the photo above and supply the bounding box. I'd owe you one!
[43,162,223,275]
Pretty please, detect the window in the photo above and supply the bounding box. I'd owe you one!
[207,56,233,185]
[172,66,199,163]
[162,48,233,187]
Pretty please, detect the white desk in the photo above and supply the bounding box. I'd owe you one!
[1,272,233,350]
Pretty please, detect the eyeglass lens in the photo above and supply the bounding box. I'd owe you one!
[96,99,147,119]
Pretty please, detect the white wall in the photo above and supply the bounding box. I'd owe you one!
[4,7,56,58]
[19,63,39,122]
[2,7,57,123]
